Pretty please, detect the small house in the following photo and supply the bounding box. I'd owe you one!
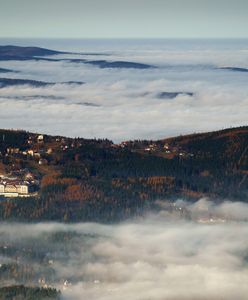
[39,158,48,165]
[37,135,44,143]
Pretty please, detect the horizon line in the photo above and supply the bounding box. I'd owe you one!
[1,37,248,40]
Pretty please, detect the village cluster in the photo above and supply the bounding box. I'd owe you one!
[0,134,53,198]
[117,140,195,158]
[0,132,95,198]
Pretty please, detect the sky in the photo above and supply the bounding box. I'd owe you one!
[0,0,248,39]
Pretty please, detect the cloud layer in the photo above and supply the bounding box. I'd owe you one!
[0,40,248,141]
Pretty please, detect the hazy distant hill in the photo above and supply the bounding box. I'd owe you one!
[0,78,84,88]
[0,45,63,57]
[158,91,194,99]
[0,45,66,62]
[0,78,55,88]
[0,67,16,73]
[218,67,248,73]
[84,60,154,69]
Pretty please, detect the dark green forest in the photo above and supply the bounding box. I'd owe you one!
[0,286,60,300]
[0,126,247,222]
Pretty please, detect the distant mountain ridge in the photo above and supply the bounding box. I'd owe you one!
[2,45,248,72]
[0,67,17,73]
[0,45,64,57]
[218,67,248,73]
[0,45,155,69]
[0,78,55,88]
[0,78,85,88]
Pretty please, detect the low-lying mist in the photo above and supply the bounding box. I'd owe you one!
[1,198,248,300]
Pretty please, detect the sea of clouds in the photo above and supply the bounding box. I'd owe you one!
[1,198,248,300]
[0,38,248,141]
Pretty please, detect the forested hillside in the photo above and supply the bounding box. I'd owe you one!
[0,126,247,222]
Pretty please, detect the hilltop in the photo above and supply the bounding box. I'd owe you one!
[0,45,64,58]
[0,126,247,222]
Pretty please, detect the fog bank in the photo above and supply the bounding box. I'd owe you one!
[1,199,248,299]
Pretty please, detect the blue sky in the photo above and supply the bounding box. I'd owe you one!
[0,0,248,38]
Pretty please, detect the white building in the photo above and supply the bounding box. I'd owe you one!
[37,135,44,143]
[0,180,30,197]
